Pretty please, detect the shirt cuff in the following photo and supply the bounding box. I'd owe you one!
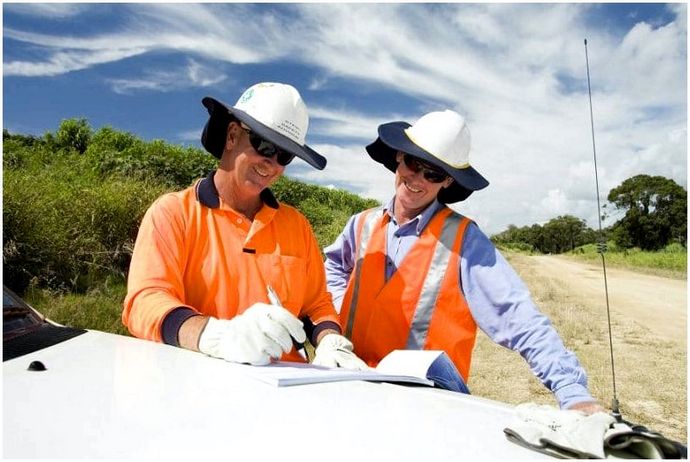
[554,382,594,409]
[161,307,199,346]
[311,321,341,345]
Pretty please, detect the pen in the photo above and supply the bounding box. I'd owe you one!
[266,284,309,361]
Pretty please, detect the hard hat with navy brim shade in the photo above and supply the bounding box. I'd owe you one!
[366,110,489,203]
[201,82,326,170]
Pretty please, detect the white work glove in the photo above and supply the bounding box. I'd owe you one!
[311,333,370,370]
[504,403,616,459]
[198,303,306,366]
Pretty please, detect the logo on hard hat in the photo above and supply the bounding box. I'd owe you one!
[238,88,254,104]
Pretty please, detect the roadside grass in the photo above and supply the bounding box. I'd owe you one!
[566,242,687,280]
[470,252,687,443]
[25,280,130,336]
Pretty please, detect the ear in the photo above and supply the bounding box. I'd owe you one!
[442,177,454,189]
[395,151,404,164]
[224,121,242,151]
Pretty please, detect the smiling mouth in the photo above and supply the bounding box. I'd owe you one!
[254,165,270,178]
[404,181,422,193]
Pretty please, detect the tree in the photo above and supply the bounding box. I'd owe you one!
[607,174,687,250]
[55,118,92,154]
[542,215,589,253]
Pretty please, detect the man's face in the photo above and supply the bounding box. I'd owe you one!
[224,122,286,195]
[394,151,452,212]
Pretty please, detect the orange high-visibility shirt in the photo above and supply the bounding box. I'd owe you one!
[340,206,477,380]
[123,172,340,361]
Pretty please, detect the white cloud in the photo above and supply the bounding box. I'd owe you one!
[4,3,89,19]
[4,48,148,77]
[309,106,401,142]
[107,59,227,94]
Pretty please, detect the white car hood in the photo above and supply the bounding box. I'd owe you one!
[4,330,548,459]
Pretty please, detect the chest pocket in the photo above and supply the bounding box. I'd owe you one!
[254,253,307,316]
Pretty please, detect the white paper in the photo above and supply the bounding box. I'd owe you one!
[375,349,444,378]
[235,355,435,387]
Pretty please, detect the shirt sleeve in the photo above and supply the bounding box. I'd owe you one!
[122,194,196,342]
[460,223,594,409]
[323,213,360,313]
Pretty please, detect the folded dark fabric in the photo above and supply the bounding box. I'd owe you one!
[605,421,687,459]
[504,403,688,459]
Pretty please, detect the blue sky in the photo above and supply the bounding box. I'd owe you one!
[3,3,687,235]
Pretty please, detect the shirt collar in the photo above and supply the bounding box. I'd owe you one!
[384,196,445,235]
[195,170,279,210]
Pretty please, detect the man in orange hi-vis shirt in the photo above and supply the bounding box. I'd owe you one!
[123,82,367,369]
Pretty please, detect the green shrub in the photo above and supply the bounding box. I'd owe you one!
[86,127,217,188]
[55,118,92,154]
[3,158,169,293]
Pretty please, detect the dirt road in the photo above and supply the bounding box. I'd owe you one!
[528,255,687,343]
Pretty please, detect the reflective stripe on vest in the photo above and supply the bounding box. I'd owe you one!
[406,213,463,349]
[344,207,383,339]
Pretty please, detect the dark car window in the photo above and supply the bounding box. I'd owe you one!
[3,286,87,361]
[3,287,44,339]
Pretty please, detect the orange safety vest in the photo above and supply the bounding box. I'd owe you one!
[340,206,477,380]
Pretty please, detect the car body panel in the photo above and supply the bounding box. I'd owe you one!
[4,329,549,459]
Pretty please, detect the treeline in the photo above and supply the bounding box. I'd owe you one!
[492,175,687,254]
[3,119,378,295]
[491,215,599,254]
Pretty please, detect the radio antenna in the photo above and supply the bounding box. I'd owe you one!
[584,38,621,421]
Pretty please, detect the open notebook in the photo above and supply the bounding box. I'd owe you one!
[236,350,446,387]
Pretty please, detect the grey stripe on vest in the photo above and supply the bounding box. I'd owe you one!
[406,213,463,350]
[345,207,383,339]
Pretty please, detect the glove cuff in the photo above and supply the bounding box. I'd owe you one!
[198,317,223,356]
[319,333,354,352]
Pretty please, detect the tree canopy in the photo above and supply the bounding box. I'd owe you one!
[607,174,687,250]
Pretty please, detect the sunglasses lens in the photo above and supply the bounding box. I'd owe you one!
[423,171,447,183]
[402,154,422,172]
[248,131,294,166]
[276,151,295,166]
[402,154,446,183]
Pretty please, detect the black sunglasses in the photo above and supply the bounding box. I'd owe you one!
[401,153,448,183]
[241,124,295,166]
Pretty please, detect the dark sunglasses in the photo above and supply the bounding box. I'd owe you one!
[241,124,295,166]
[401,153,448,183]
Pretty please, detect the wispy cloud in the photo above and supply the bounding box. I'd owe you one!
[3,3,90,19]
[4,47,149,77]
[107,59,227,94]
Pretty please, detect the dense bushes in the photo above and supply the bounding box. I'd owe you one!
[3,136,169,292]
[3,120,378,295]
[85,127,218,187]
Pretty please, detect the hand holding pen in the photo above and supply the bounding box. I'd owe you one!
[266,285,309,361]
